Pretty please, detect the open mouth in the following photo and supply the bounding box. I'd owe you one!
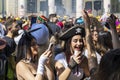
[74,47,81,51]
[74,45,83,51]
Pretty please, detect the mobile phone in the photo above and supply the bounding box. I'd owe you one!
[74,50,78,55]
[74,50,85,56]
[47,43,54,51]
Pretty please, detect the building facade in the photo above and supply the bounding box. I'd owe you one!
[0,0,120,18]
[0,0,6,17]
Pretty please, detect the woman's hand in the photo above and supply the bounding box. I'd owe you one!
[37,50,52,75]
[82,10,91,26]
[106,14,120,49]
[68,51,84,69]
[72,51,84,64]
[41,50,52,59]
[106,14,117,30]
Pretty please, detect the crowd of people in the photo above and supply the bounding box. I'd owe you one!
[0,10,120,80]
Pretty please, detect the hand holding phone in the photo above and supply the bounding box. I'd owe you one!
[74,50,79,55]
[74,50,85,56]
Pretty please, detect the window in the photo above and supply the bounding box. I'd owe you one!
[55,0,62,6]
[0,0,2,14]
[40,1,48,11]
[27,0,37,13]
[72,0,76,13]
[94,1,101,10]
[85,1,92,10]
[0,0,6,15]
[111,0,120,13]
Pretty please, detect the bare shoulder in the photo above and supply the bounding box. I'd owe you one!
[16,61,36,80]
[16,61,29,74]
[16,61,27,69]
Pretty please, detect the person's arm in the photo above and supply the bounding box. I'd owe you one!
[35,74,43,80]
[44,64,55,80]
[107,14,120,49]
[82,10,98,75]
[55,52,83,80]
[55,61,71,80]
[35,50,53,80]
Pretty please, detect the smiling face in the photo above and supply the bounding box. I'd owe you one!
[92,30,98,42]
[70,35,84,54]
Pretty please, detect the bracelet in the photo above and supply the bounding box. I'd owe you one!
[67,64,72,70]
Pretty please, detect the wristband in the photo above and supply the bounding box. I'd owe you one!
[37,56,48,75]
[68,57,77,69]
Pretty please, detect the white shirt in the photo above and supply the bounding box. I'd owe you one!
[83,49,101,64]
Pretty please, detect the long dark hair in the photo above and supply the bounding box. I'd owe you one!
[16,27,41,63]
[63,38,72,63]
[96,31,113,55]
[95,49,120,80]
[16,31,35,63]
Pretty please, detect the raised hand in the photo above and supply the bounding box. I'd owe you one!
[68,51,84,69]
[106,14,120,49]
[106,14,117,30]
[41,50,52,59]
[82,10,98,76]
[82,10,91,26]
[37,50,52,75]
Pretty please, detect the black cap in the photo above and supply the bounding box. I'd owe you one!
[59,25,85,40]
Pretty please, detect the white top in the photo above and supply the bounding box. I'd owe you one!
[83,49,101,64]
[14,30,24,45]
